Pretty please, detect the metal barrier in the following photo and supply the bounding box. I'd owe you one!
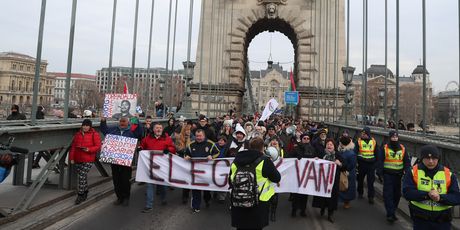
[0,117,172,213]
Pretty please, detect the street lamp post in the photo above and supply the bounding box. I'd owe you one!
[342,66,355,124]
[176,61,195,118]
[159,77,165,118]
[378,88,385,120]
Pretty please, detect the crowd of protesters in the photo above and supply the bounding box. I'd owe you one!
[20,108,459,230]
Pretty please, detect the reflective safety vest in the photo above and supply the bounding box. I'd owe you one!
[383,144,405,171]
[230,159,275,202]
[411,165,452,211]
[358,138,376,160]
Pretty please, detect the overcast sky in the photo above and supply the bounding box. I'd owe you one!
[0,0,459,93]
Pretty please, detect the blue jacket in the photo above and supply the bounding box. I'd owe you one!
[100,120,144,140]
[403,163,460,223]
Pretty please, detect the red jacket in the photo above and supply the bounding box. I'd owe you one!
[69,128,102,163]
[140,134,176,154]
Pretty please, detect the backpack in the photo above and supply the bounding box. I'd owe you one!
[231,156,264,208]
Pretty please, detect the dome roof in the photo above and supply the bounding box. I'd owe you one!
[367,65,394,77]
[412,65,429,75]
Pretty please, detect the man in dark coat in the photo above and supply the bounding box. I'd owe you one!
[100,116,143,206]
[291,132,317,217]
[230,137,281,230]
[7,104,26,120]
[194,115,217,142]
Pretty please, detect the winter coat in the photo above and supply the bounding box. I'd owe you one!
[140,133,176,154]
[100,120,144,140]
[338,142,357,202]
[293,143,317,159]
[185,139,219,158]
[230,150,281,229]
[311,137,326,158]
[7,112,26,120]
[312,152,346,211]
[69,128,102,163]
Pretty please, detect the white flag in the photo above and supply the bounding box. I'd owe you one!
[259,98,279,121]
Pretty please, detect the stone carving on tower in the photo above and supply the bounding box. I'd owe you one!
[257,0,287,19]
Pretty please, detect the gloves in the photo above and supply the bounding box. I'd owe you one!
[163,149,169,154]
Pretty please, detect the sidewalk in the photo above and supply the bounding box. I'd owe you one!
[0,160,112,218]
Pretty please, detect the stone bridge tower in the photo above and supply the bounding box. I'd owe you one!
[190,0,346,120]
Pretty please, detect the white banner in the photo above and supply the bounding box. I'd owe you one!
[135,151,337,198]
[259,98,279,121]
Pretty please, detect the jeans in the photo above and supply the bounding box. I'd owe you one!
[191,190,211,210]
[145,184,166,208]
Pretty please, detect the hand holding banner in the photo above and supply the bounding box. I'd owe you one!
[135,151,337,198]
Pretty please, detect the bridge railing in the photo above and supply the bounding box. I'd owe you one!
[326,122,460,175]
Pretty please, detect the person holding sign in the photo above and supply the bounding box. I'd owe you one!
[184,129,219,213]
[312,138,346,223]
[230,137,281,230]
[101,116,143,206]
[69,119,102,205]
[140,123,176,213]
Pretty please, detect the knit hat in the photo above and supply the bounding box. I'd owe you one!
[300,132,310,140]
[339,136,351,146]
[82,119,92,127]
[362,126,371,136]
[389,130,398,138]
[217,135,227,142]
[11,104,19,110]
[420,145,440,159]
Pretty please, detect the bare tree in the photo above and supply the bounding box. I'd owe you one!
[73,80,100,114]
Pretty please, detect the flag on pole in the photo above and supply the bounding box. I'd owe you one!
[259,98,279,121]
[123,81,129,94]
[289,68,296,91]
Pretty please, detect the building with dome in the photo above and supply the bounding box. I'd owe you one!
[352,64,433,125]
[243,61,290,113]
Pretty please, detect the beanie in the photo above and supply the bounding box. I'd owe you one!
[82,119,92,127]
[339,136,352,146]
[362,126,371,136]
[420,145,440,159]
[389,130,398,138]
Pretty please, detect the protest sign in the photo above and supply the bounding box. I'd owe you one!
[99,134,138,167]
[103,94,137,119]
[135,151,337,198]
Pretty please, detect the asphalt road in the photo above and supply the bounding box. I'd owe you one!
[46,184,413,230]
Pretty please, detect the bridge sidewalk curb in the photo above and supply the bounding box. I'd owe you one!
[0,177,115,230]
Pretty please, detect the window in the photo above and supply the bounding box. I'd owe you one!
[11,80,15,91]
[12,63,17,70]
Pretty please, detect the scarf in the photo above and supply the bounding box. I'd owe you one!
[323,149,336,162]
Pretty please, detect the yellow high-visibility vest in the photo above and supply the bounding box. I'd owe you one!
[230,160,275,202]
[383,144,405,171]
[358,138,376,160]
[411,165,452,211]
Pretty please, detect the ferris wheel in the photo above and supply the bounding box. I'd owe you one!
[445,81,459,91]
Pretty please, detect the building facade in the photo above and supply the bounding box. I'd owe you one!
[352,64,433,124]
[51,72,97,107]
[243,61,290,113]
[96,67,185,112]
[434,90,459,125]
[0,52,55,111]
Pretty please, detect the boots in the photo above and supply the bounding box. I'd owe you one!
[75,191,88,205]
[328,210,335,223]
[344,201,351,209]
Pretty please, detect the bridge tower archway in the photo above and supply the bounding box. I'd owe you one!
[191,0,346,120]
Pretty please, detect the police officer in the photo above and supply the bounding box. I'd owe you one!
[354,126,378,204]
[184,129,219,213]
[377,131,410,222]
[403,145,460,230]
